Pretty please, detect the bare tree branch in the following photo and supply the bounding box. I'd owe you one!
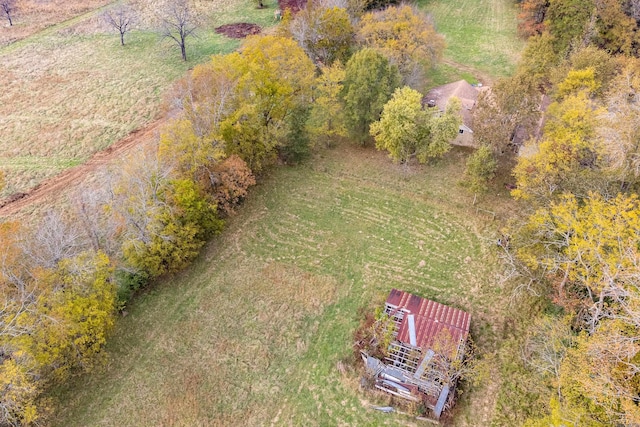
[161,0,197,61]
[103,5,136,46]
[71,182,121,259]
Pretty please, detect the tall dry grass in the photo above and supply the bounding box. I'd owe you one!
[0,0,113,46]
[0,0,276,197]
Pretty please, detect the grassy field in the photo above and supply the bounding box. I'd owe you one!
[51,144,512,426]
[0,0,277,197]
[421,0,524,80]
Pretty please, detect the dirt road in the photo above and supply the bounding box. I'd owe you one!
[0,116,166,217]
[441,58,494,86]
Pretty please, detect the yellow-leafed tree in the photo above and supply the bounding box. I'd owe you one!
[512,85,606,203]
[220,35,315,172]
[357,5,445,88]
[307,61,348,145]
[516,193,640,426]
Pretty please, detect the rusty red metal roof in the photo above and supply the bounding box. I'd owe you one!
[386,289,471,350]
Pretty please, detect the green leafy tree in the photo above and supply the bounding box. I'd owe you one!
[427,97,463,160]
[370,86,461,164]
[342,48,401,144]
[220,105,275,173]
[158,118,225,190]
[220,35,315,172]
[281,105,311,163]
[554,46,619,97]
[593,0,637,55]
[168,178,222,241]
[517,32,561,90]
[119,178,221,277]
[364,0,398,13]
[461,145,497,193]
[370,86,428,163]
[546,0,594,54]
[109,149,221,278]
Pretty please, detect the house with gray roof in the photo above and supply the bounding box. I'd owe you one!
[424,80,484,147]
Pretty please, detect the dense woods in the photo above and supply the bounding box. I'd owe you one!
[479,1,640,425]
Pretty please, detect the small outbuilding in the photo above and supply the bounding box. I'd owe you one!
[424,80,484,147]
[361,289,471,418]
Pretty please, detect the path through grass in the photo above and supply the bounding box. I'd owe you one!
[52,145,509,426]
[421,0,524,80]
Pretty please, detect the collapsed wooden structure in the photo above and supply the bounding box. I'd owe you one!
[362,289,471,418]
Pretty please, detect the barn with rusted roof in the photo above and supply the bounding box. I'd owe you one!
[362,289,471,418]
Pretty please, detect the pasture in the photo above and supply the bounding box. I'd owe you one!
[422,0,524,80]
[51,144,511,426]
[0,0,277,197]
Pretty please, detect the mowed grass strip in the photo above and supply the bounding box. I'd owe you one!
[0,0,277,197]
[51,145,507,426]
[420,0,524,78]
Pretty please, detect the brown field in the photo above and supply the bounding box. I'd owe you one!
[0,0,521,205]
[0,0,114,46]
[0,0,277,199]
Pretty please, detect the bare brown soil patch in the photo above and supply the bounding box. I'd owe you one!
[278,0,307,13]
[215,22,261,39]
